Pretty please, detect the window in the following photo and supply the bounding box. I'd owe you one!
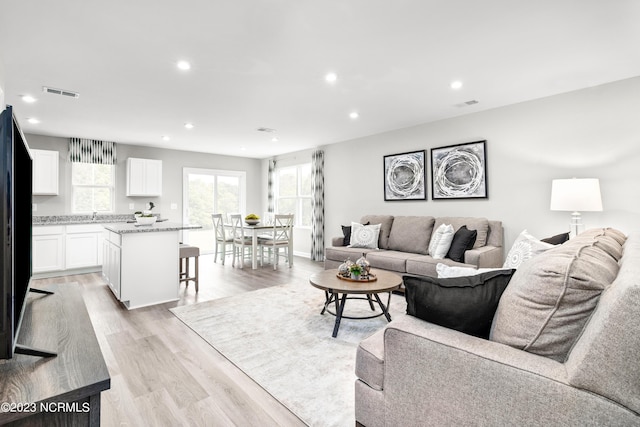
[182,168,246,252]
[72,163,115,213]
[276,163,312,227]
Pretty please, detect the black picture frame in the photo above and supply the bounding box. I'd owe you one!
[431,140,487,200]
[383,150,426,201]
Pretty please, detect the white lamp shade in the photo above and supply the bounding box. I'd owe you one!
[550,178,603,212]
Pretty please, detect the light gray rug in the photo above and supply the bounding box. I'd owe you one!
[171,281,406,427]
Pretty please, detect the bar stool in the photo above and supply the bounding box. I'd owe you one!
[179,244,200,292]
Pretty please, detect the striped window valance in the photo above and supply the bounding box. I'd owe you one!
[68,138,117,165]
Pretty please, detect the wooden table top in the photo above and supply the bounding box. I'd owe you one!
[309,269,402,294]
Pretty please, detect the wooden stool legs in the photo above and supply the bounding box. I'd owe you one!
[179,244,200,292]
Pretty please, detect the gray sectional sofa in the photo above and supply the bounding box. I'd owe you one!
[325,215,504,277]
[355,228,639,426]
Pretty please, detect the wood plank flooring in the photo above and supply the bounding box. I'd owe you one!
[32,254,325,427]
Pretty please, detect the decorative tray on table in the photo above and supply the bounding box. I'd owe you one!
[336,273,377,282]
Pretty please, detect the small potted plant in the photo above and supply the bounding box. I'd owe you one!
[349,264,363,280]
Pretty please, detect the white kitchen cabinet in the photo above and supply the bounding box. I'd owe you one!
[65,224,104,269]
[31,149,59,195]
[126,157,162,196]
[32,226,65,273]
[102,231,121,299]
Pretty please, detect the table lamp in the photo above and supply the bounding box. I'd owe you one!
[550,178,603,238]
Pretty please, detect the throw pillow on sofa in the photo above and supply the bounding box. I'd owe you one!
[446,225,477,262]
[541,231,570,245]
[503,230,554,269]
[490,232,623,362]
[428,223,455,259]
[436,263,504,278]
[404,269,516,338]
[349,222,382,249]
[342,221,369,246]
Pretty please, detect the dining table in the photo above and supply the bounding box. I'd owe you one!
[230,222,293,269]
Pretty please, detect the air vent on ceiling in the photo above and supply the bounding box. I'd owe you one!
[42,86,80,98]
[454,99,480,108]
[257,127,276,133]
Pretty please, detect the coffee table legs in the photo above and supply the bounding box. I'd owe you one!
[332,293,348,338]
[320,291,393,338]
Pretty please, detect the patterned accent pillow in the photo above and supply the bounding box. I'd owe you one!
[503,230,554,269]
[348,222,382,249]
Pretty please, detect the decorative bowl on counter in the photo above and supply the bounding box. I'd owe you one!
[136,216,157,225]
[245,219,259,225]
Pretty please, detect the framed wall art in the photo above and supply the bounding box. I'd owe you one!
[431,140,487,199]
[383,150,426,201]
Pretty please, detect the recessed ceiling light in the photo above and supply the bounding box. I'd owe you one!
[450,80,463,90]
[184,123,194,129]
[177,61,191,70]
[27,118,40,124]
[325,72,338,83]
[349,111,359,119]
[22,95,36,103]
[162,136,170,141]
[241,146,246,151]
[271,137,279,142]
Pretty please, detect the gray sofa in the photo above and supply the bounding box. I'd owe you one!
[355,229,640,426]
[325,215,503,276]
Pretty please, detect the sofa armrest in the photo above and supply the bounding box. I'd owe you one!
[464,245,503,268]
[381,315,636,425]
[331,236,345,246]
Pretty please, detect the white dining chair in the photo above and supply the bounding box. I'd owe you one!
[212,213,233,265]
[258,214,294,270]
[230,214,254,268]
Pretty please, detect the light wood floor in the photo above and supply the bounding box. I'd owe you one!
[32,254,325,427]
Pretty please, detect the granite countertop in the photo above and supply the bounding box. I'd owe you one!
[33,214,142,225]
[103,222,202,234]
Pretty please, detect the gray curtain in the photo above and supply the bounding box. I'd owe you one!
[267,159,276,213]
[68,138,117,164]
[311,150,325,261]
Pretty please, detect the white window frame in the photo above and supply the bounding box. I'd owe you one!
[275,163,312,228]
[71,162,115,213]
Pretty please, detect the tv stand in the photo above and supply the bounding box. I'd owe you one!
[0,283,110,426]
[29,287,54,295]
[14,343,57,358]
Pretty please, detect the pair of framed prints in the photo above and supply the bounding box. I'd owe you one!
[383,140,487,201]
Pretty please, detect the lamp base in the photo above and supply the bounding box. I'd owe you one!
[570,211,583,239]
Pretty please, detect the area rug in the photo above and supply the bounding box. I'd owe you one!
[170,281,407,427]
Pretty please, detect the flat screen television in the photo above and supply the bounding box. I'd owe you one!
[0,104,44,359]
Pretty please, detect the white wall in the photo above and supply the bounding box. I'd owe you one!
[322,76,640,251]
[26,134,263,223]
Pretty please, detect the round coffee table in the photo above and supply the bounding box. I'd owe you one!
[309,269,402,338]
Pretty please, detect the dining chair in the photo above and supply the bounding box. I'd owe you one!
[258,213,294,270]
[229,214,253,268]
[212,213,233,265]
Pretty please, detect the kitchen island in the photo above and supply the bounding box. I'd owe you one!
[102,222,201,309]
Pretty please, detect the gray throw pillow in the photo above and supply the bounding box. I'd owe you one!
[490,236,622,362]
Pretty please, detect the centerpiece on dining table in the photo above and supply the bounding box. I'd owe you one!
[337,254,376,281]
[245,213,260,225]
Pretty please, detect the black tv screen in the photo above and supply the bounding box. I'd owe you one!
[0,105,33,359]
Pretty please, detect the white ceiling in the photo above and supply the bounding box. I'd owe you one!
[1,1,640,159]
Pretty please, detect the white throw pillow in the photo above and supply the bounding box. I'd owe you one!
[428,224,455,259]
[348,222,381,249]
[503,230,554,269]
[436,263,506,278]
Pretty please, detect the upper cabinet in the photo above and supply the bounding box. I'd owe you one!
[32,149,59,195]
[126,157,162,196]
